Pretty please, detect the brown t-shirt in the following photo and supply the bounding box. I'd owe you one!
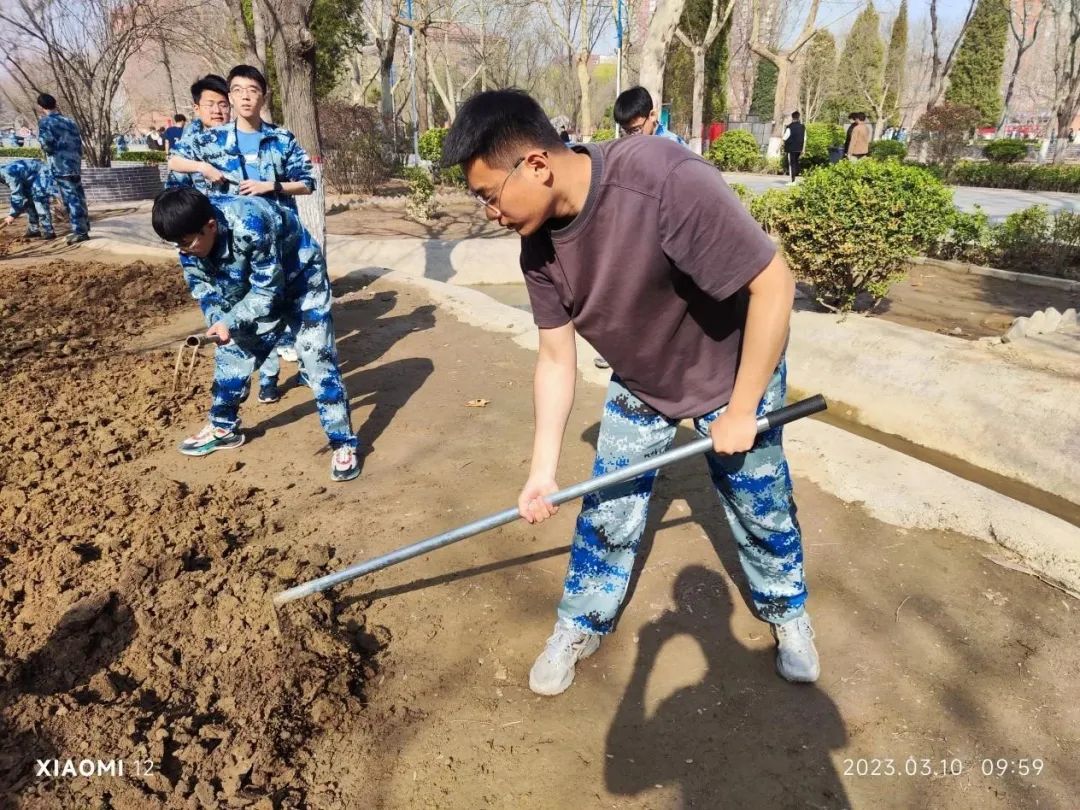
[520,137,777,419]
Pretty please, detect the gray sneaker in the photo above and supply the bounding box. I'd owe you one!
[772,614,820,682]
[529,618,601,696]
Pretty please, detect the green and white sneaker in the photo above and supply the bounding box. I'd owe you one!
[178,424,245,457]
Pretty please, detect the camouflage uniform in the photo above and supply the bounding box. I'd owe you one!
[178,194,356,450]
[175,120,315,212]
[559,359,806,634]
[170,119,306,386]
[37,111,89,237]
[0,159,56,236]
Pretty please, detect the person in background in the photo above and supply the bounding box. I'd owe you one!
[164,114,187,152]
[559,127,571,144]
[845,112,870,160]
[613,86,686,145]
[782,111,805,183]
[36,93,89,244]
[1,158,57,240]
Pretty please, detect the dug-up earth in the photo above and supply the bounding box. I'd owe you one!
[1,236,1078,809]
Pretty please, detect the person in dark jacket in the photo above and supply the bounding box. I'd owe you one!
[782,112,805,182]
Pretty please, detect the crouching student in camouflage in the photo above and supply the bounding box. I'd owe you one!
[151,187,360,482]
[443,90,819,696]
[1,159,57,239]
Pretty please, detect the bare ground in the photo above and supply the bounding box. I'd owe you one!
[1,234,1078,808]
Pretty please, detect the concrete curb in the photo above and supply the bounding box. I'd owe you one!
[913,256,1080,293]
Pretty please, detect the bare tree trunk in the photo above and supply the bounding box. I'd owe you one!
[927,0,977,108]
[577,0,593,135]
[640,0,689,110]
[999,1,1043,136]
[225,0,267,73]
[415,22,431,131]
[751,0,819,155]
[259,0,325,244]
[159,37,180,116]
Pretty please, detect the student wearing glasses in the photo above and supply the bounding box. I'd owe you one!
[168,65,309,403]
[444,89,819,697]
[166,74,232,192]
[613,86,686,145]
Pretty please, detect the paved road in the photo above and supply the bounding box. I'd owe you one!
[722,172,1080,220]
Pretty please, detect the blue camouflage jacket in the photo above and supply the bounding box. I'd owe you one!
[166,119,209,190]
[0,159,56,218]
[37,112,84,177]
[178,194,325,332]
[174,120,315,211]
[654,122,688,146]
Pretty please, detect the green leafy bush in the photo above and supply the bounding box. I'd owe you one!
[772,160,954,311]
[403,166,438,220]
[981,139,1029,164]
[802,122,845,168]
[0,147,44,159]
[728,182,752,207]
[418,127,448,163]
[590,128,615,142]
[748,188,790,234]
[868,140,907,161]
[934,206,994,264]
[707,130,762,172]
[946,161,1080,192]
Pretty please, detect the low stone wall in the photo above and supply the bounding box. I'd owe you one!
[0,158,163,207]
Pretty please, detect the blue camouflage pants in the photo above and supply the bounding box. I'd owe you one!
[558,359,806,633]
[55,175,89,236]
[257,326,297,386]
[22,188,54,236]
[209,272,357,450]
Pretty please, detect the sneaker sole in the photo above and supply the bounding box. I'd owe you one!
[528,636,600,696]
[258,396,281,404]
[178,434,246,457]
[331,467,360,482]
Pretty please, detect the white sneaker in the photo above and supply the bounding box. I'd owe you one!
[772,614,820,682]
[276,346,298,363]
[529,618,601,696]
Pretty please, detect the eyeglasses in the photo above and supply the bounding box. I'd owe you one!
[472,156,525,217]
[229,87,263,99]
[169,226,205,252]
[624,123,647,135]
[199,101,231,111]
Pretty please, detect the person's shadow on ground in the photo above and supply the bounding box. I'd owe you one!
[605,566,850,809]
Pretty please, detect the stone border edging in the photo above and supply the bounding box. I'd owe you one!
[911,256,1080,292]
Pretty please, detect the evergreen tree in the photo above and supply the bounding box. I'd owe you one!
[884,0,908,127]
[944,0,1009,126]
[830,4,884,117]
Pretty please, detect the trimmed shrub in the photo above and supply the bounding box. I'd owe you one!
[802,122,845,168]
[934,206,994,264]
[981,139,1029,164]
[0,147,44,159]
[728,182,752,207]
[707,130,762,172]
[748,188,790,234]
[947,161,1080,193]
[590,128,616,142]
[868,139,907,161]
[772,159,954,311]
[418,127,447,163]
[403,166,438,220]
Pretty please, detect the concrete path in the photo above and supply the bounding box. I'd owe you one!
[721,172,1080,220]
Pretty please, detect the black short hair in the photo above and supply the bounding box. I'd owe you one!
[228,64,267,94]
[856,112,867,121]
[174,114,187,123]
[152,187,216,242]
[613,87,654,127]
[191,74,229,103]
[442,89,565,170]
[791,111,801,120]
[37,93,57,110]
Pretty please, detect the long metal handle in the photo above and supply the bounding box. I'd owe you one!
[272,395,827,607]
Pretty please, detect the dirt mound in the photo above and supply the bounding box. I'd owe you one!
[0,259,380,808]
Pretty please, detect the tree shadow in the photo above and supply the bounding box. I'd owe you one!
[605,566,849,809]
[0,592,135,800]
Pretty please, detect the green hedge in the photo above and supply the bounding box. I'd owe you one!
[869,140,907,160]
[981,139,1029,164]
[0,147,44,159]
[947,161,1080,192]
[707,130,762,172]
[0,147,168,164]
[802,122,845,168]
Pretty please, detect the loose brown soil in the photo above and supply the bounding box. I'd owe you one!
[2,231,1078,808]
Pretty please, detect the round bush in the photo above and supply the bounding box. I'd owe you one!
[981,139,1029,164]
[772,160,954,311]
[748,188,791,234]
[707,130,762,172]
[802,122,845,168]
[868,140,907,161]
[418,127,448,163]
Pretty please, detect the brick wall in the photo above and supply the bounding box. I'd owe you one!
[0,158,163,207]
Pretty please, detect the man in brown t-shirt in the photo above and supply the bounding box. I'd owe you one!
[443,89,819,697]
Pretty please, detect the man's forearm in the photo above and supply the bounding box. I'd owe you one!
[168,155,206,174]
[727,259,795,416]
[530,357,576,478]
[280,180,311,196]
